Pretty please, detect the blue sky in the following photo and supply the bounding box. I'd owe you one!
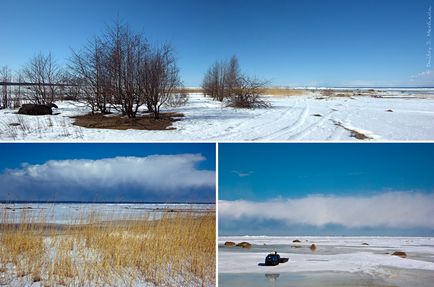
[0,143,216,202]
[1,0,432,87]
[219,143,434,236]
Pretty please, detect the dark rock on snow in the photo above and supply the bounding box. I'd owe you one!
[18,103,57,116]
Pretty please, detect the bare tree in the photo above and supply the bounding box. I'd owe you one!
[69,38,111,113]
[103,22,150,118]
[202,56,269,108]
[224,56,240,98]
[0,66,12,109]
[202,61,226,101]
[69,20,186,119]
[22,52,61,104]
[142,44,182,119]
[202,62,218,99]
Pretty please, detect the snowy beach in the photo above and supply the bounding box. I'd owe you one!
[0,203,216,287]
[219,236,434,287]
[1,90,434,141]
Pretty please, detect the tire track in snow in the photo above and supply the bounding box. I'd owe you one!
[264,99,350,140]
[206,99,303,140]
[285,108,340,140]
[284,102,352,140]
[255,105,310,140]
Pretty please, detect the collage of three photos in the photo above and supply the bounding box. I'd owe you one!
[0,0,433,286]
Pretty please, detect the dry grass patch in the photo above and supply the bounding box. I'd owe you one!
[176,87,310,96]
[72,112,184,131]
[0,209,215,286]
[175,88,204,94]
[263,88,309,96]
[333,121,373,140]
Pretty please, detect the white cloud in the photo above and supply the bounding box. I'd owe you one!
[0,154,215,201]
[219,192,434,229]
[410,70,434,86]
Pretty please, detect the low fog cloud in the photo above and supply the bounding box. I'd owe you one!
[0,154,215,202]
[219,192,434,229]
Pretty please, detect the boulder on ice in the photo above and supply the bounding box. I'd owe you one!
[236,241,252,249]
[224,241,236,247]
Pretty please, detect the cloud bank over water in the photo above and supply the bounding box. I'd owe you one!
[0,154,215,202]
[220,192,434,231]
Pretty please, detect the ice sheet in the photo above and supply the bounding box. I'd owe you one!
[219,236,434,276]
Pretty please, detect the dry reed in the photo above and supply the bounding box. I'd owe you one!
[0,206,215,286]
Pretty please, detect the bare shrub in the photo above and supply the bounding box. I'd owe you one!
[226,76,270,109]
[166,93,188,108]
[321,89,334,97]
[202,55,269,108]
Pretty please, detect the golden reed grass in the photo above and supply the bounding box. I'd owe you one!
[0,206,215,286]
[176,87,309,96]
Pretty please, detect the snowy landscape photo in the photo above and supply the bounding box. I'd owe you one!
[0,143,216,286]
[1,1,434,286]
[218,143,434,287]
[1,0,433,141]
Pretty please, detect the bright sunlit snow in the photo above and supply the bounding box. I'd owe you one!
[1,90,434,141]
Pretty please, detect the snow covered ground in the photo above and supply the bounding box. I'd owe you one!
[219,236,434,287]
[1,89,434,141]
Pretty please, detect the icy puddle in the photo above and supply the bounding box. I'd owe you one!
[219,269,434,287]
[219,236,434,287]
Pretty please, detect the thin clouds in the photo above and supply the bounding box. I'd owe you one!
[0,154,215,202]
[231,170,254,177]
[410,70,434,86]
[219,192,434,229]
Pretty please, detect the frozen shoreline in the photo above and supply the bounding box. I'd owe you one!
[219,236,434,286]
[0,203,215,224]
